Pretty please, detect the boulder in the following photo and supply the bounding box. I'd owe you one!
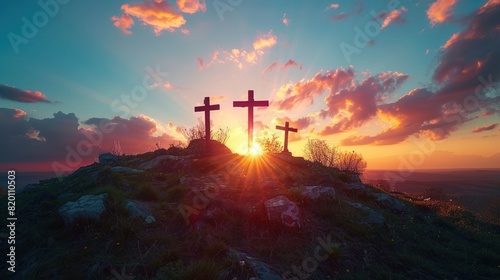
[99,153,120,165]
[348,202,385,225]
[290,186,336,200]
[58,194,108,225]
[264,195,301,227]
[186,139,232,156]
[126,200,156,224]
[110,166,144,173]
[374,193,409,213]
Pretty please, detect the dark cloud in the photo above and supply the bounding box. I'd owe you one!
[318,71,409,135]
[338,1,500,145]
[0,84,53,103]
[330,0,363,21]
[0,109,178,172]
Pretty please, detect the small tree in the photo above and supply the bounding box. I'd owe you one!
[337,150,367,174]
[256,134,283,154]
[181,118,230,145]
[303,139,367,174]
[303,139,338,168]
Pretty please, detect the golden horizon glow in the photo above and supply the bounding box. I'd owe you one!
[247,142,263,156]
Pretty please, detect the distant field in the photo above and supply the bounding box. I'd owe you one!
[363,169,500,196]
[363,169,500,216]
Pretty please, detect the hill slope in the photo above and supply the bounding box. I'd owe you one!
[1,146,500,279]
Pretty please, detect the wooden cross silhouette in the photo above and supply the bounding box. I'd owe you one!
[233,90,269,152]
[276,122,297,154]
[194,97,220,153]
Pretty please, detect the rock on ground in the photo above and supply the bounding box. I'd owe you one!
[186,139,232,156]
[290,185,336,200]
[58,193,108,225]
[264,195,301,227]
[126,200,156,223]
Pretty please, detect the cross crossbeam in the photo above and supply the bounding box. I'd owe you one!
[276,121,298,154]
[233,90,269,153]
[194,97,220,154]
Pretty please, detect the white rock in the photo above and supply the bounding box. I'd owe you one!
[58,194,108,225]
[264,195,301,227]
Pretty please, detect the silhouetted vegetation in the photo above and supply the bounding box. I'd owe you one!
[256,133,283,154]
[181,118,230,145]
[303,138,367,174]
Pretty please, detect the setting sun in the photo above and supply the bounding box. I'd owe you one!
[248,143,263,156]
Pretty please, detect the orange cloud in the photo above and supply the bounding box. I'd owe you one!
[472,123,499,133]
[273,67,356,110]
[282,13,289,26]
[114,0,186,35]
[328,3,340,9]
[253,31,277,50]
[262,59,302,75]
[200,31,277,70]
[427,0,457,25]
[211,95,226,101]
[111,14,134,35]
[177,0,206,14]
[379,7,407,29]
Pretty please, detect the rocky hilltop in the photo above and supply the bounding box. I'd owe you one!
[2,141,500,279]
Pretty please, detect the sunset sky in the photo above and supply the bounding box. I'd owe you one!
[1,0,500,173]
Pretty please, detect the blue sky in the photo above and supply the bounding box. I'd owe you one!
[1,0,500,171]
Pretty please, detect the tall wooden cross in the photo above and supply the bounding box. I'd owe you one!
[233,90,269,152]
[276,122,297,154]
[194,97,220,153]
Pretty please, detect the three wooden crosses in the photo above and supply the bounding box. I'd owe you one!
[194,90,297,155]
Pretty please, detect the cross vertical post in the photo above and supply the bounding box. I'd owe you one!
[276,121,298,155]
[233,90,269,153]
[194,97,220,154]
